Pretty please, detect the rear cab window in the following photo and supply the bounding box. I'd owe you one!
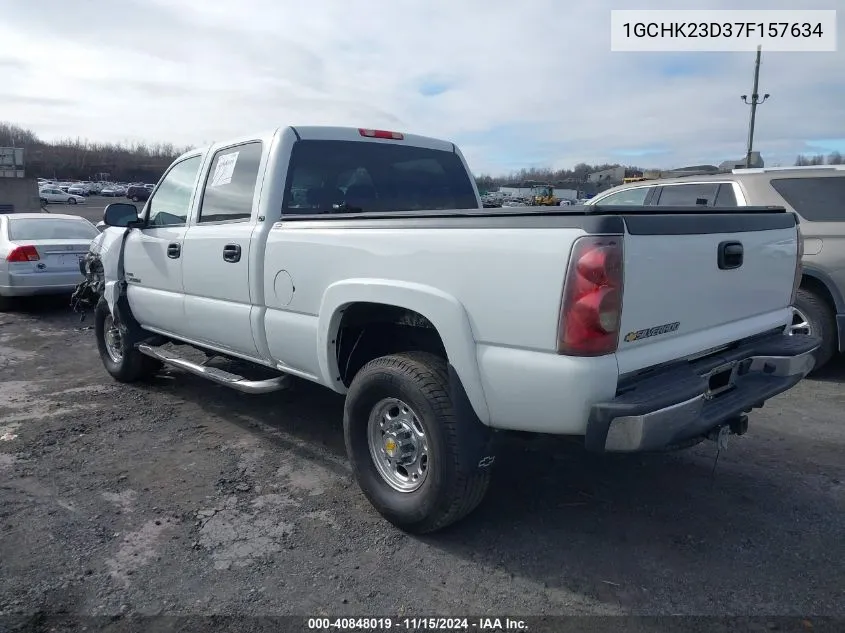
[770,175,845,221]
[282,140,478,214]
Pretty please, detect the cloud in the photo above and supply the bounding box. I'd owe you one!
[418,77,456,97]
[0,0,842,175]
[1,95,76,107]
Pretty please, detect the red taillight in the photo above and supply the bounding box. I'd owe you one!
[6,245,40,262]
[557,235,624,356]
[359,128,404,140]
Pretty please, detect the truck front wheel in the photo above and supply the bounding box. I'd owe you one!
[344,352,492,533]
[94,298,161,382]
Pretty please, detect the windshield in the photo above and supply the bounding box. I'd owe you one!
[8,218,98,240]
[282,140,478,214]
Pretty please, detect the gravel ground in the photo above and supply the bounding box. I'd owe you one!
[1,292,843,626]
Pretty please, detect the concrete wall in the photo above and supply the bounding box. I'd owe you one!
[0,178,41,213]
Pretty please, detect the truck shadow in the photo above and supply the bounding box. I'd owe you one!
[147,366,844,615]
[807,355,845,383]
[425,434,844,613]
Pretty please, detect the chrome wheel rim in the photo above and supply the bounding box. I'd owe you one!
[103,314,123,363]
[789,307,812,336]
[367,398,429,493]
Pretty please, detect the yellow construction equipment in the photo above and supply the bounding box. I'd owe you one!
[622,177,649,184]
[530,184,558,206]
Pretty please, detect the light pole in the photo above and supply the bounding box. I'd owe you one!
[741,45,770,168]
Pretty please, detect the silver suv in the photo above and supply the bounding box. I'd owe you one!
[588,166,845,370]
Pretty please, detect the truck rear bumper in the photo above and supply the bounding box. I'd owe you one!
[585,332,820,453]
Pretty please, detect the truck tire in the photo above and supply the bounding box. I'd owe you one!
[792,288,837,371]
[94,298,161,382]
[344,352,492,533]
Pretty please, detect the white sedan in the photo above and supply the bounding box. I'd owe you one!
[40,187,86,205]
[67,185,89,196]
[0,213,100,310]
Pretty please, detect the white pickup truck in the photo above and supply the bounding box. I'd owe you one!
[76,125,819,532]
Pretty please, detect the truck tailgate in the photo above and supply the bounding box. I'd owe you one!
[614,210,799,375]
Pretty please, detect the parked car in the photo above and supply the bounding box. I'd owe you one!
[40,187,86,205]
[100,187,121,197]
[0,213,99,310]
[68,184,89,196]
[586,165,845,370]
[126,185,151,203]
[77,125,816,532]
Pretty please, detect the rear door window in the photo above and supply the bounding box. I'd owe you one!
[282,140,478,214]
[197,141,263,223]
[714,183,739,207]
[770,175,845,221]
[655,183,719,206]
[593,187,652,205]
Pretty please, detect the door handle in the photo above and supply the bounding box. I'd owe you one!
[718,241,743,269]
[167,243,181,259]
[223,243,241,263]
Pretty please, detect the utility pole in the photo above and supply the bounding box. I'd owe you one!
[741,45,770,168]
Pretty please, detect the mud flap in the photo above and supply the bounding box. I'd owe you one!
[447,364,497,470]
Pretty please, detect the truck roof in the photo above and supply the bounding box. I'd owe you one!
[175,126,457,163]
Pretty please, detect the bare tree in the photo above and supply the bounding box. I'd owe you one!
[1,121,192,181]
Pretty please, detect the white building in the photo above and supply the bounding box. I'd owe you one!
[498,186,579,201]
[719,152,763,170]
[586,166,625,184]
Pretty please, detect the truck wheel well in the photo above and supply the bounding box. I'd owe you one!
[335,303,447,387]
[801,274,837,314]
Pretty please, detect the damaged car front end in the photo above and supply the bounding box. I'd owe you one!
[71,250,105,316]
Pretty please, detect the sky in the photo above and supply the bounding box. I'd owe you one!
[0,0,842,175]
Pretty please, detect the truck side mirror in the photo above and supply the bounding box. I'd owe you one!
[103,202,140,227]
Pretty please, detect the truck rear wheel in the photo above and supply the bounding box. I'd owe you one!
[94,298,161,382]
[344,352,492,533]
[791,288,836,370]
